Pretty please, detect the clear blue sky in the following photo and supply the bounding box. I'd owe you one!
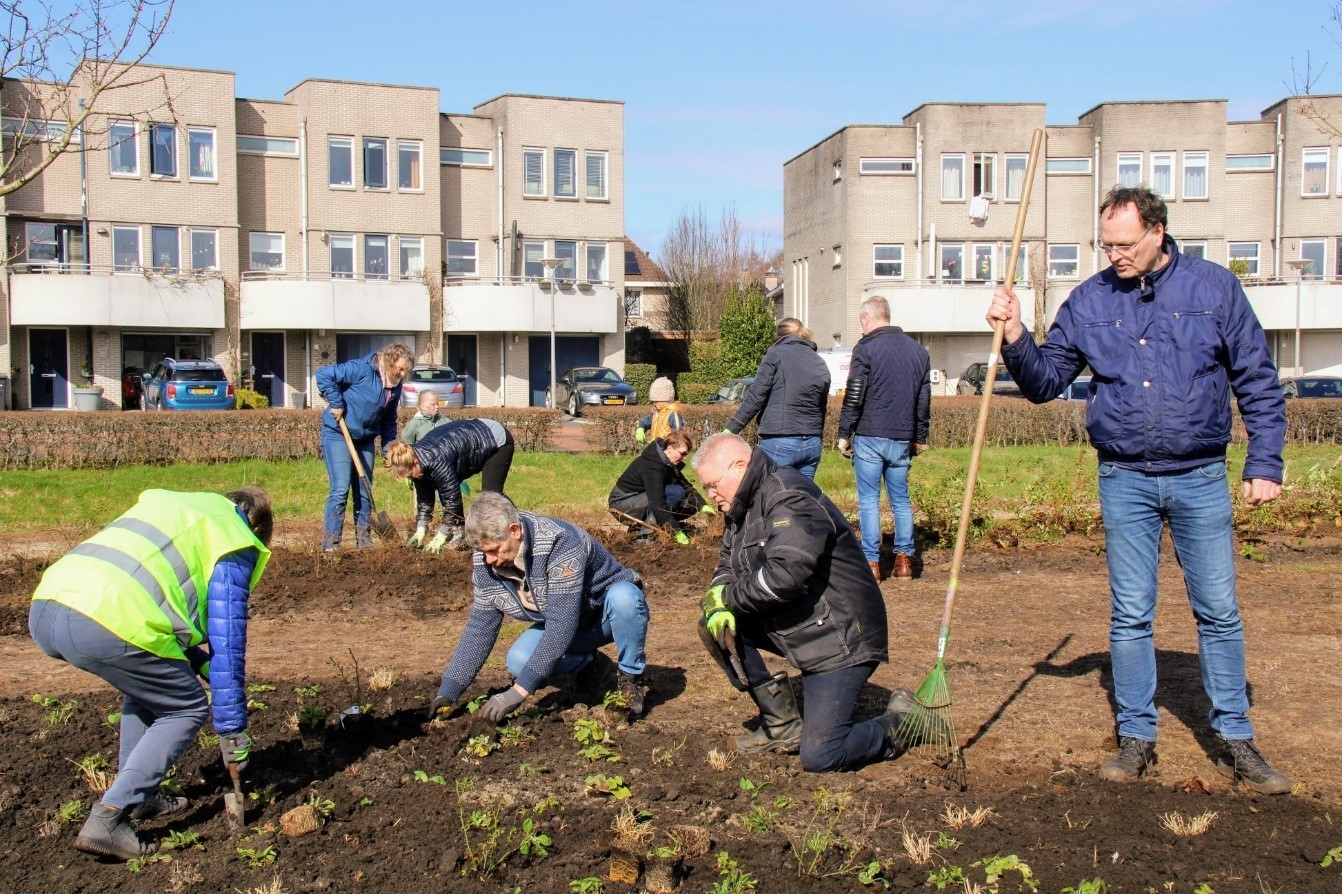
[154,0,1339,258]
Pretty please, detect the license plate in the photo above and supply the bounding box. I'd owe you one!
[603,396,622,405]
[190,387,214,395]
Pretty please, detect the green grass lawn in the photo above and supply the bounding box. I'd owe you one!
[1,445,1337,538]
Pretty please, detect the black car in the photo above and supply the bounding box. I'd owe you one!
[550,367,636,416]
[1280,375,1342,399]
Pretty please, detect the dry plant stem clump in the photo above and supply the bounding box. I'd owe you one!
[901,825,936,865]
[1159,810,1218,836]
[707,748,735,772]
[941,804,997,829]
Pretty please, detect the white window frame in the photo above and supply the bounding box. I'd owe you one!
[108,121,139,176]
[397,140,423,192]
[249,232,286,272]
[447,239,478,278]
[973,152,996,200]
[363,137,388,190]
[585,150,608,200]
[1150,151,1175,198]
[624,288,643,318]
[237,135,299,157]
[329,234,355,279]
[1228,242,1260,277]
[522,239,545,279]
[859,157,915,175]
[150,225,180,272]
[971,244,995,282]
[523,147,545,197]
[941,153,965,201]
[1182,241,1207,260]
[1048,244,1080,279]
[364,234,389,279]
[440,147,492,167]
[585,243,607,282]
[1225,154,1273,172]
[112,225,141,272]
[1183,151,1209,200]
[24,223,58,266]
[553,147,577,199]
[1117,152,1142,188]
[554,240,578,281]
[1045,157,1091,175]
[187,126,217,182]
[399,236,424,279]
[873,244,903,279]
[1004,153,1027,201]
[940,243,964,281]
[149,122,177,178]
[189,228,218,271]
[1302,147,1329,197]
[1300,238,1326,281]
[328,136,354,188]
[1338,147,1342,195]
[833,159,842,181]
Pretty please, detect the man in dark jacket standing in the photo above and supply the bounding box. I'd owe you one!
[837,296,931,581]
[690,433,917,771]
[987,186,1289,794]
[608,430,709,544]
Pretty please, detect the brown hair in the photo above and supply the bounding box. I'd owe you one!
[226,485,273,547]
[1099,185,1168,230]
[663,430,694,454]
[775,317,815,342]
[385,440,418,476]
[378,342,416,370]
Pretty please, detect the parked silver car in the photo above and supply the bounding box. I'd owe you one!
[400,365,465,409]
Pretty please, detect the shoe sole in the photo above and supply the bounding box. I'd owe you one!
[1214,759,1291,795]
[1097,754,1156,782]
[74,836,154,862]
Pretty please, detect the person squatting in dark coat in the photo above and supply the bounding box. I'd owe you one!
[608,430,713,545]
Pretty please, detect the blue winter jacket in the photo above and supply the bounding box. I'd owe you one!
[837,326,931,443]
[316,353,401,446]
[1001,237,1285,482]
[188,510,259,736]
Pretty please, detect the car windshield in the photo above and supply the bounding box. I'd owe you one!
[574,368,621,384]
[996,368,1014,384]
[1298,379,1342,397]
[172,368,226,383]
[410,368,457,384]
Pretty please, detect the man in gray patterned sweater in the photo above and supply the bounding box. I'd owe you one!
[426,493,650,721]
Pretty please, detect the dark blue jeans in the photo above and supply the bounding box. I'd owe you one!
[759,435,822,481]
[322,427,375,549]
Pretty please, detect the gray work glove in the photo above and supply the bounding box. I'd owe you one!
[426,696,453,721]
[480,687,526,723]
[220,731,252,771]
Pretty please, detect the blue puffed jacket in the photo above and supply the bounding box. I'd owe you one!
[192,541,258,736]
[1001,237,1285,482]
[316,353,401,446]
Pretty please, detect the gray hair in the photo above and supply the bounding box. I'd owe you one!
[859,295,890,323]
[692,432,750,472]
[465,491,521,547]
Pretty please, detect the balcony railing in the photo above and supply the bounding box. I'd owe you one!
[239,271,430,330]
[444,274,612,288]
[8,263,225,328]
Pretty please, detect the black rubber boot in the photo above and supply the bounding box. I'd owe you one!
[732,672,803,754]
[74,804,157,862]
[1099,736,1157,782]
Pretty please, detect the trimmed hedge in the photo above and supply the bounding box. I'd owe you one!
[0,407,561,470]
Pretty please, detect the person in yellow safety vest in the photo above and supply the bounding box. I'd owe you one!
[29,486,273,862]
[633,376,685,443]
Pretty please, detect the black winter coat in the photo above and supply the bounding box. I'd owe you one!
[838,326,931,443]
[608,440,699,530]
[412,419,502,528]
[712,450,888,674]
[726,335,831,438]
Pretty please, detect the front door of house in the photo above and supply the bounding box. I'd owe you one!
[447,334,478,406]
[250,332,286,408]
[29,328,69,409]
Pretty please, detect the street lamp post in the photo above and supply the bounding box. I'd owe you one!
[540,256,564,408]
[1285,258,1312,376]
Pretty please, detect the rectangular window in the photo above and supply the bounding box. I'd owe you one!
[523,240,545,279]
[1117,152,1142,188]
[940,244,964,281]
[873,244,903,278]
[554,148,577,198]
[237,135,298,156]
[1226,153,1273,171]
[364,234,389,279]
[364,138,388,189]
[833,159,842,181]
[832,245,842,268]
[586,243,607,282]
[859,157,915,175]
[1012,242,1030,281]
[625,288,643,318]
[249,232,285,271]
[440,147,492,166]
[1048,244,1079,278]
[150,226,179,271]
[150,123,176,177]
[113,226,140,272]
[397,140,422,191]
[972,244,995,282]
[1337,238,1342,278]
[330,235,354,278]
[523,148,545,196]
[109,121,138,175]
[973,153,996,199]
[188,127,216,180]
[1150,152,1174,198]
[1046,157,1091,174]
[1300,239,1326,280]
[1183,151,1209,199]
[554,240,578,281]
[1228,242,1260,276]
[24,223,58,265]
[447,239,478,277]
[941,154,965,201]
[399,236,424,279]
[1004,153,1027,200]
[329,137,353,187]
[1302,147,1329,196]
[190,229,217,271]
[1182,242,1206,260]
[585,151,608,199]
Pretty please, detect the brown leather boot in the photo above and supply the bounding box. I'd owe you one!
[869,561,881,581]
[894,553,913,580]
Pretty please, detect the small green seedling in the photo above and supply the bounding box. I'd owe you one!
[572,719,608,746]
[56,799,87,824]
[197,728,220,748]
[247,785,278,805]
[414,769,447,785]
[245,682,276,694]
[975,854,1039,893]
[710,850,758,894]
[32,693,77,726]
[305,793,336,822]
[163,828,204,851]
[1060,881,1108,894]
[583,773,631,800]
[125,852,172,873]
[738,777,771,799]
[928,865,967,891]
[569,877,604,894]
[236,843,277,867]
[857,860,890,888]
[357,796,374,809]
[578,743,620,763]
[294,683,323,699]
[1322,844,1342,868]
[465,694,488,714]
[297,704,328,731]
[498,725,535,748]
[104,711,122,728]
[462,734,499,758]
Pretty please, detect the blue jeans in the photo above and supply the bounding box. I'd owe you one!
[853,436,914,561]
[1098,461,1253,741]
[759,435,822,481]
[506,581,649,679]
[322,427,374,549]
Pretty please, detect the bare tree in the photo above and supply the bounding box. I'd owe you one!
[1,0,175,198]
[1286,1,1342,139]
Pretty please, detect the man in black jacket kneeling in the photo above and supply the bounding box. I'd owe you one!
[691,432,918,771]
[608,430,710,545]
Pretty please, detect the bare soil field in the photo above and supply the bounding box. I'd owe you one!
[0,521,1339,893]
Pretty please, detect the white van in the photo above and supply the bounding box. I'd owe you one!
[818,349,852,396]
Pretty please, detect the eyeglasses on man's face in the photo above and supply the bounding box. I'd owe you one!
[700,462,739,494]
[1099,225,1154,257]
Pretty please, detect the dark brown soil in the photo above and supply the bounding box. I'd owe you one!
[1,528,1339,893]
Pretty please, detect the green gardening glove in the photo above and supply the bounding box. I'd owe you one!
[701,584,735,646]
[460,480,471,496]
[407,525,427,548]
[423,530,449,554]
[633,426,647,443]
[674,530,690,546]
[700,503,717,515]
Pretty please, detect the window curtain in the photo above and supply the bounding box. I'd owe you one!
[942,159,962,199]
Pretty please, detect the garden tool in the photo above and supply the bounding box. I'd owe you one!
[608,506,672,540]
[336,415,398,542]
[223,762,245,831]
[894,127,1046,762]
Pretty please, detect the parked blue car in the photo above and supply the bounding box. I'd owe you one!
[141,358,235,411]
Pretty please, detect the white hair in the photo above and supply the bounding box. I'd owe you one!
[691,432,751,472]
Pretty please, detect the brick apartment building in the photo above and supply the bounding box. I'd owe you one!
[783,96,1342,393]
[1,64,625,410]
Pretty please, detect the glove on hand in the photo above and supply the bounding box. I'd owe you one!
[480,687,526,723]
[186,645,211,679]
[424,531,449,554]
[699,503,717,515]
[633,427,647,443]
[408,526,427,548]
[220,731,252,771]
[721,428,732,435]
[426,696,453,721]
[701,584,736,647]
[405,477,414,489]
[674,530,690,546]
[460,481,471,496]
[837,438,853,458]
